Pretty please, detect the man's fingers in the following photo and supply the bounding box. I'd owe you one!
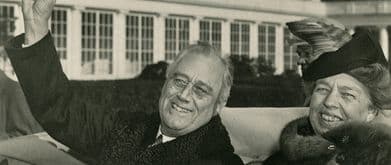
[35,0,56,17]
[37,0,56,9]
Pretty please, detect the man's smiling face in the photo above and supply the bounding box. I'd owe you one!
[158,53,225,137]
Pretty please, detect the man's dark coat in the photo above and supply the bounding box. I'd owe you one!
[5,33,243,165]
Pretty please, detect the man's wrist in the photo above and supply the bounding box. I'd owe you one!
[23,20,49,46]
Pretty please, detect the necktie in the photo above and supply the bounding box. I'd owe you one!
[149,135,163,148]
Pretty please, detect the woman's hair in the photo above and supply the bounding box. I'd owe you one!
[304,63,391,113]
[346,63,391,112]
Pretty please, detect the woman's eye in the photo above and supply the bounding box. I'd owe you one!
[315,87,329,94]
[342,93,356,100]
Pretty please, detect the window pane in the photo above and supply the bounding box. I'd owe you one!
[97,13,113,74]
[230,23,240,56]
[165,17,189,61]
[199,20,210,42]
[126,15,139,74]
[211,21,221,50]
[81,11,97,75]
[51,9,67,59]
[165,18,177,61]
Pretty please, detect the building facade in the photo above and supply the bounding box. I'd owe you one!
[1,0,387,80]
[326,0,391,62]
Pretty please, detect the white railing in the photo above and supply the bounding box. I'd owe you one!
[327,1,391,16]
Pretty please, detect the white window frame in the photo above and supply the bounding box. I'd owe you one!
[50,8,68,60]
[0,4,15,44]
[230,22,250,58]
[199,19,222,50]
[125,13,154,76]
[258,23,276,66]
[81,10,114,75]
[164,17,190,62]
[283,27,298,71]
[0,3,17,81]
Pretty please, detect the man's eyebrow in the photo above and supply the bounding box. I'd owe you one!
[339,86,361,93]
[172,72,189,79]
[195,80,213,92]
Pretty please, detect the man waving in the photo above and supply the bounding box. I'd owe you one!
[5,0,243,164]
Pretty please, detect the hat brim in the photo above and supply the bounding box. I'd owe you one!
[302,29,388,81]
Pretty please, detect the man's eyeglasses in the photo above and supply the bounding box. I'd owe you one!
[169,76,212,99]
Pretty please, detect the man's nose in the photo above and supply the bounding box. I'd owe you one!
[177,85,192,102]
[323,88,339,109]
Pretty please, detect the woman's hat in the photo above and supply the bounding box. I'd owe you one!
[287,18,388,81]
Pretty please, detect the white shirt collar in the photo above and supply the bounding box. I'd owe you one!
[156,125,176,143]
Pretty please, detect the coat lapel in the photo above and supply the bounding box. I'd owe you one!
[106,113,234,165]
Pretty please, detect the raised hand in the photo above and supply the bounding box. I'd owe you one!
[22,0,56,45]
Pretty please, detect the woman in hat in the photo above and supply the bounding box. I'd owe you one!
[263,18,391,165]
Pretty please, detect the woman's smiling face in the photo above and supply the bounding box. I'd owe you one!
[309,73,375,135]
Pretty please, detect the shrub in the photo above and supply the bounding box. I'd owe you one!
[68,60,305,113]
[136,61,168,80]
[228,75,305,107]
[70,79,164,114]
[69,74,305,114]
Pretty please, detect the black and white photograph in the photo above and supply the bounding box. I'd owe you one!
[0,0,391,164]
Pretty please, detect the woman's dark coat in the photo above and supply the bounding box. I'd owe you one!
[264,117,391,165]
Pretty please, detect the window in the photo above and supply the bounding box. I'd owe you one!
[51,8,67,59]
[230,22,250,58]
[200,20,221,50]
[284,27,298,71]
[165,17,189,62]
[81,11,113,75]
[0,4,16,80]
[125,14,154,75]
[0,5,15,45]
[258,24,276,66]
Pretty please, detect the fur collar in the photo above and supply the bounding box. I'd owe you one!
[278,117,391,165]
[99,113,237,165]
[279,117,335,164]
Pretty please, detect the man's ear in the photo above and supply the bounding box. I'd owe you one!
[213,102,225,116]
[366,107,377,122]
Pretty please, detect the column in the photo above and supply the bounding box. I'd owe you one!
[154,14,165,63]
[68,6,83,79]
[274,24,284,74]
[379,26,389,61]
[249,23,258,59]
[113,10,126,78]
[221,20,231,56]
[61,8,72,78]
[13,4,24,36]
[189,16,200,44]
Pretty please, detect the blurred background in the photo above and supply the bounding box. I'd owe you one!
[0,0,389,111]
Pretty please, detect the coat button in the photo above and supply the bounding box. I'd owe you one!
[336,154,345,162]
[328,144,336,150]
[341,135,350,143]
